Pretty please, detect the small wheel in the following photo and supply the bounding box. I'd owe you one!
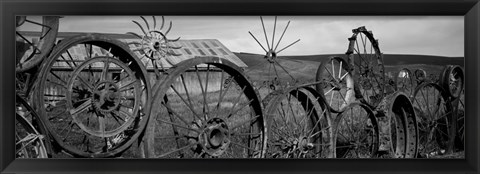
[395,68,414,95]
[440,65,464,99]
[34,34,151,157]
[315,57,354,113]
[16,94,49,158]
[65,56,142,138]
[411,82,453,157]
[333,102,379,158]
[264,87,333,158]
[145,56,265,158]
[346,26,385,109]
[16,16,60,72]
[414,69,427,85]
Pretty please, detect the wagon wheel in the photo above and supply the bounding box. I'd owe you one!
[315,56,354,113]
[333,102,379,158]
[263,87,333,158]
[34,34,151,157]
[411,82,454,157]
[346,26,385,109]
[414,69,427,85]
[16,16,60,73]
[16,94,49,158]
[144,56,265,158]
[440,65,464,99]
[395,68,414,95]
[247,16,301,97]
[454,89,465,150]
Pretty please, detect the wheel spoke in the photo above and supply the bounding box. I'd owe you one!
[155,143,198,158]
[69,98,92,116]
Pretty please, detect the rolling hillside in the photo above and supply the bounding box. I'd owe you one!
[234,52,464,84]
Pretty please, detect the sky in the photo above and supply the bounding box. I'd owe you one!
[20,16,464,57]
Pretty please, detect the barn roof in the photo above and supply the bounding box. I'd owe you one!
[123,38,247,68]
[18,31,248,68]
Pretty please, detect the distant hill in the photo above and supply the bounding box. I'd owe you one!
[235,52,464,66]
[234,52,464,83]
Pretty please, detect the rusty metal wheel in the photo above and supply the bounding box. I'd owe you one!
[346,26,385,109]
[34,34,151,157]
[411,82,454,157]
[414,69,427,85]
[440,65,464,99]
[16,94,49,158]
[395,68,414,95]
[333,102,379,158]
[263,86,333,158]
[16,16,60,73]
[145,56,265,158]
[315,57,354,113]
[454,89,465,150]
[376,92,418,158]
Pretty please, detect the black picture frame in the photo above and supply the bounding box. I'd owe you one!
[1,0,478,173]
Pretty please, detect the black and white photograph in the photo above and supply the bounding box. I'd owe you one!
[15,16,465,159]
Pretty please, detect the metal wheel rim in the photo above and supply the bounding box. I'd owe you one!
[16,94,49,158]
[333,102,379,158]
[316,56,354,113]
[411,82,453,157]
[346,26,385,109]
[65,56,142,138]
[16,16,60,72]
[264,87,333,158]
[414,69,427,86]
[440,65,464,99]
[34,34,152,157]
[145,56,266,158]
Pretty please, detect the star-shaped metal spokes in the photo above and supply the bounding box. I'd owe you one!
[127,16,182,61]
[248,16,301,88]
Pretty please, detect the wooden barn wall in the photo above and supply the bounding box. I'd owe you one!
[146,71,224,96]
[44,70,226,103]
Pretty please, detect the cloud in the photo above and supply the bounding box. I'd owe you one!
[21,16,464,57]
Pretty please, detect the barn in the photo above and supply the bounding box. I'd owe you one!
[18,31,249,98]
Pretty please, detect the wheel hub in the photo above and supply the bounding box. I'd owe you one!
[92,81,120,114]
[196,118,231,157]
[264,50,277,63]
[328,80,345,91]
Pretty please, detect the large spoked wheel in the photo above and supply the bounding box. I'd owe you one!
[440,65,464,99]
[395,68,414,95]
[34,34,151,157]
[145,56,265,158]
[411,82,453,157]
[346,26,385,109]
[16,94,49,158]
[264,87,333,158]
[315,57,354,113]
[16,16,60,73]
[333,102,379,158]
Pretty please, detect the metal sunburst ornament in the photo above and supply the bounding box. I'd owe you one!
[248,16,301,90]
[127,16,182,61]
